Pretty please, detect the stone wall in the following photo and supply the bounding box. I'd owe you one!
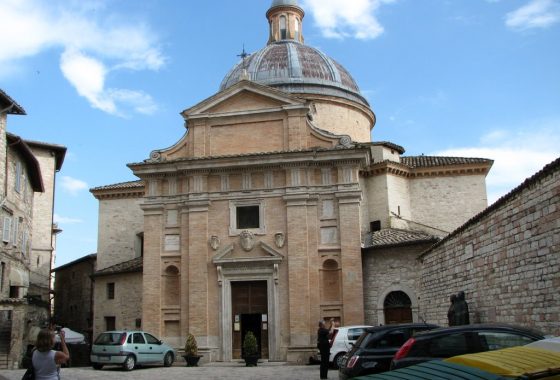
[363,242,433,326]
[419,158,560,336]
[93,272,142,338]
[97,197,144,270]
[29,148,57,298]
[410,174,488,234]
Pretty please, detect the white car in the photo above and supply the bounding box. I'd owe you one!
[329,325,371,368]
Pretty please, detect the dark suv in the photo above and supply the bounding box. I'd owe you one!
[338,323,439,379]
[390,323,545,370]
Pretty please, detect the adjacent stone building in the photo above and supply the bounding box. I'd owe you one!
[52,254,97,343]
[418,157,560,336]
[0,89,66,369]
[90,0,493,364]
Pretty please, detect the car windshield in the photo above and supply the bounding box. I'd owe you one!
[94,332,126,345]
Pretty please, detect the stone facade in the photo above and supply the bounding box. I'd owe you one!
[89,1,495,365]
[92,270,142,335]
[27,142,66,303]
[52,254,96,343]
[363,241,436,326]
[419,157,560,336]
[0,90,65,369]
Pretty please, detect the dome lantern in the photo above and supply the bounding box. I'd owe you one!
[266,0,305,44]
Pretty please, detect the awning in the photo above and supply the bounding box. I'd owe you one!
[9,267,29,287]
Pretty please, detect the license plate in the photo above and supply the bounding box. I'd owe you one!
[100,356,110,361]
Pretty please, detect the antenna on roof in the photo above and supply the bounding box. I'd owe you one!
[238,44,250,81]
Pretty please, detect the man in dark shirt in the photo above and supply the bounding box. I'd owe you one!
[317,318,334,379]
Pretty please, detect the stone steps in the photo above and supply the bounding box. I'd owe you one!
[0,353,8,369]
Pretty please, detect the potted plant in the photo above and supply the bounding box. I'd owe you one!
[242,331,259,367]
[182,333,202,367]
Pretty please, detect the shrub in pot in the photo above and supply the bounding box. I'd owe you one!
[242,331,259,367]
[182,333,202,366]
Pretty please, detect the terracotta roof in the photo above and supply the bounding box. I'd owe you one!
[363,228,439,249]
[401,156,493,168]
[90,180,144,192]
[6,132,44,192]
[24,139,67,171]
[93,257,143,277]
[52,254,96,272]
[421,156,560,257]
[0,89,26,115]
[372,141,406,154]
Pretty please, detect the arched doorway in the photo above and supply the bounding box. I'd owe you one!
[383,291,412,324]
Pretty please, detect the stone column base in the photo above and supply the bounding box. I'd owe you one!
[286,346,317,364]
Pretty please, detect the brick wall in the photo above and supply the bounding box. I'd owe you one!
[419,158,560,336]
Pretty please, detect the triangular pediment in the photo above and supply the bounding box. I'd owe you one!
[213,241,284,265]
[182,80,307,117]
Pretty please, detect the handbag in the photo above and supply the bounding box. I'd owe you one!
[21,366,34,380]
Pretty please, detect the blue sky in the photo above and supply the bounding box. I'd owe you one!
[1,0,559,267]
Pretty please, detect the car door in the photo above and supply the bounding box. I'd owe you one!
[144,332,165,363]
[368,328,410,371]
[131,332,148,363]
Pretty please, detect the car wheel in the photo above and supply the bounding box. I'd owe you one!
[333,352,345,369]
[92,363,103,370]
[123,355,136,371]
[163,352,174,367]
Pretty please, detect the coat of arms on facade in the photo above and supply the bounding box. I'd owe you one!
[274,232,285,248]
[209,235,220,251]
[240,230,255,252]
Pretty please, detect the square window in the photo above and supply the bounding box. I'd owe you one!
[236,206,260,229]
[229,200,266,235]
[107,283,115,299]
[105,316,116,331]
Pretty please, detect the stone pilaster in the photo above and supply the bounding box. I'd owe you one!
[285,193,312,361]
[141,204,164,335]
[337,191,364,325]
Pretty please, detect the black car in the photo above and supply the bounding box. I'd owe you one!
[338,323,439,379]
[390,323,545,370]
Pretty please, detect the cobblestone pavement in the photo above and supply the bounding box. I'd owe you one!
[0,362,339,380]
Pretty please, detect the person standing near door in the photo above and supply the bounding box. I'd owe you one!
[317,318,334,379]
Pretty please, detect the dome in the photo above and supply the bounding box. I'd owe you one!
[219,41,369,107]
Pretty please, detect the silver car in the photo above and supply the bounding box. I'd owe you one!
[90,330,175,371]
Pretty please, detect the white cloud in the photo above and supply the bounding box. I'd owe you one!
[505,0,560,30]
[60,176,89,196]
[54,214,83,225]
[302,0,396,40]
[433,122,560,204]
[0,0,164,116]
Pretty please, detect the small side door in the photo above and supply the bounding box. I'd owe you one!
[144,332,165,363]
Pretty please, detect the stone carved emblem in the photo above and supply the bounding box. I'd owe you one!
[274,232,285,248]
[209,235,220,251]
[240,230,255,252]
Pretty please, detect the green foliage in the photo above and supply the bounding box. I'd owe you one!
[184,333,198,356]
[243,331,258,357]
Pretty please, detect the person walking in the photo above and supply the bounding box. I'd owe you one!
[317,318,334,379]
[32,328,70,380]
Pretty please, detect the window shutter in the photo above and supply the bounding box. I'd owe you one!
[2,217,11,243]
[13,218,19,247]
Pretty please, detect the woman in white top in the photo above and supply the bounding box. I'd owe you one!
[32,328,70,380]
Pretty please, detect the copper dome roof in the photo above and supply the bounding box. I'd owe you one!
[219,41,369,107]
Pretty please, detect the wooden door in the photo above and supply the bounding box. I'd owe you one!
[231,281,268,359]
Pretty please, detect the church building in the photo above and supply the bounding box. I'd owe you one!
[90,0,492,363]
